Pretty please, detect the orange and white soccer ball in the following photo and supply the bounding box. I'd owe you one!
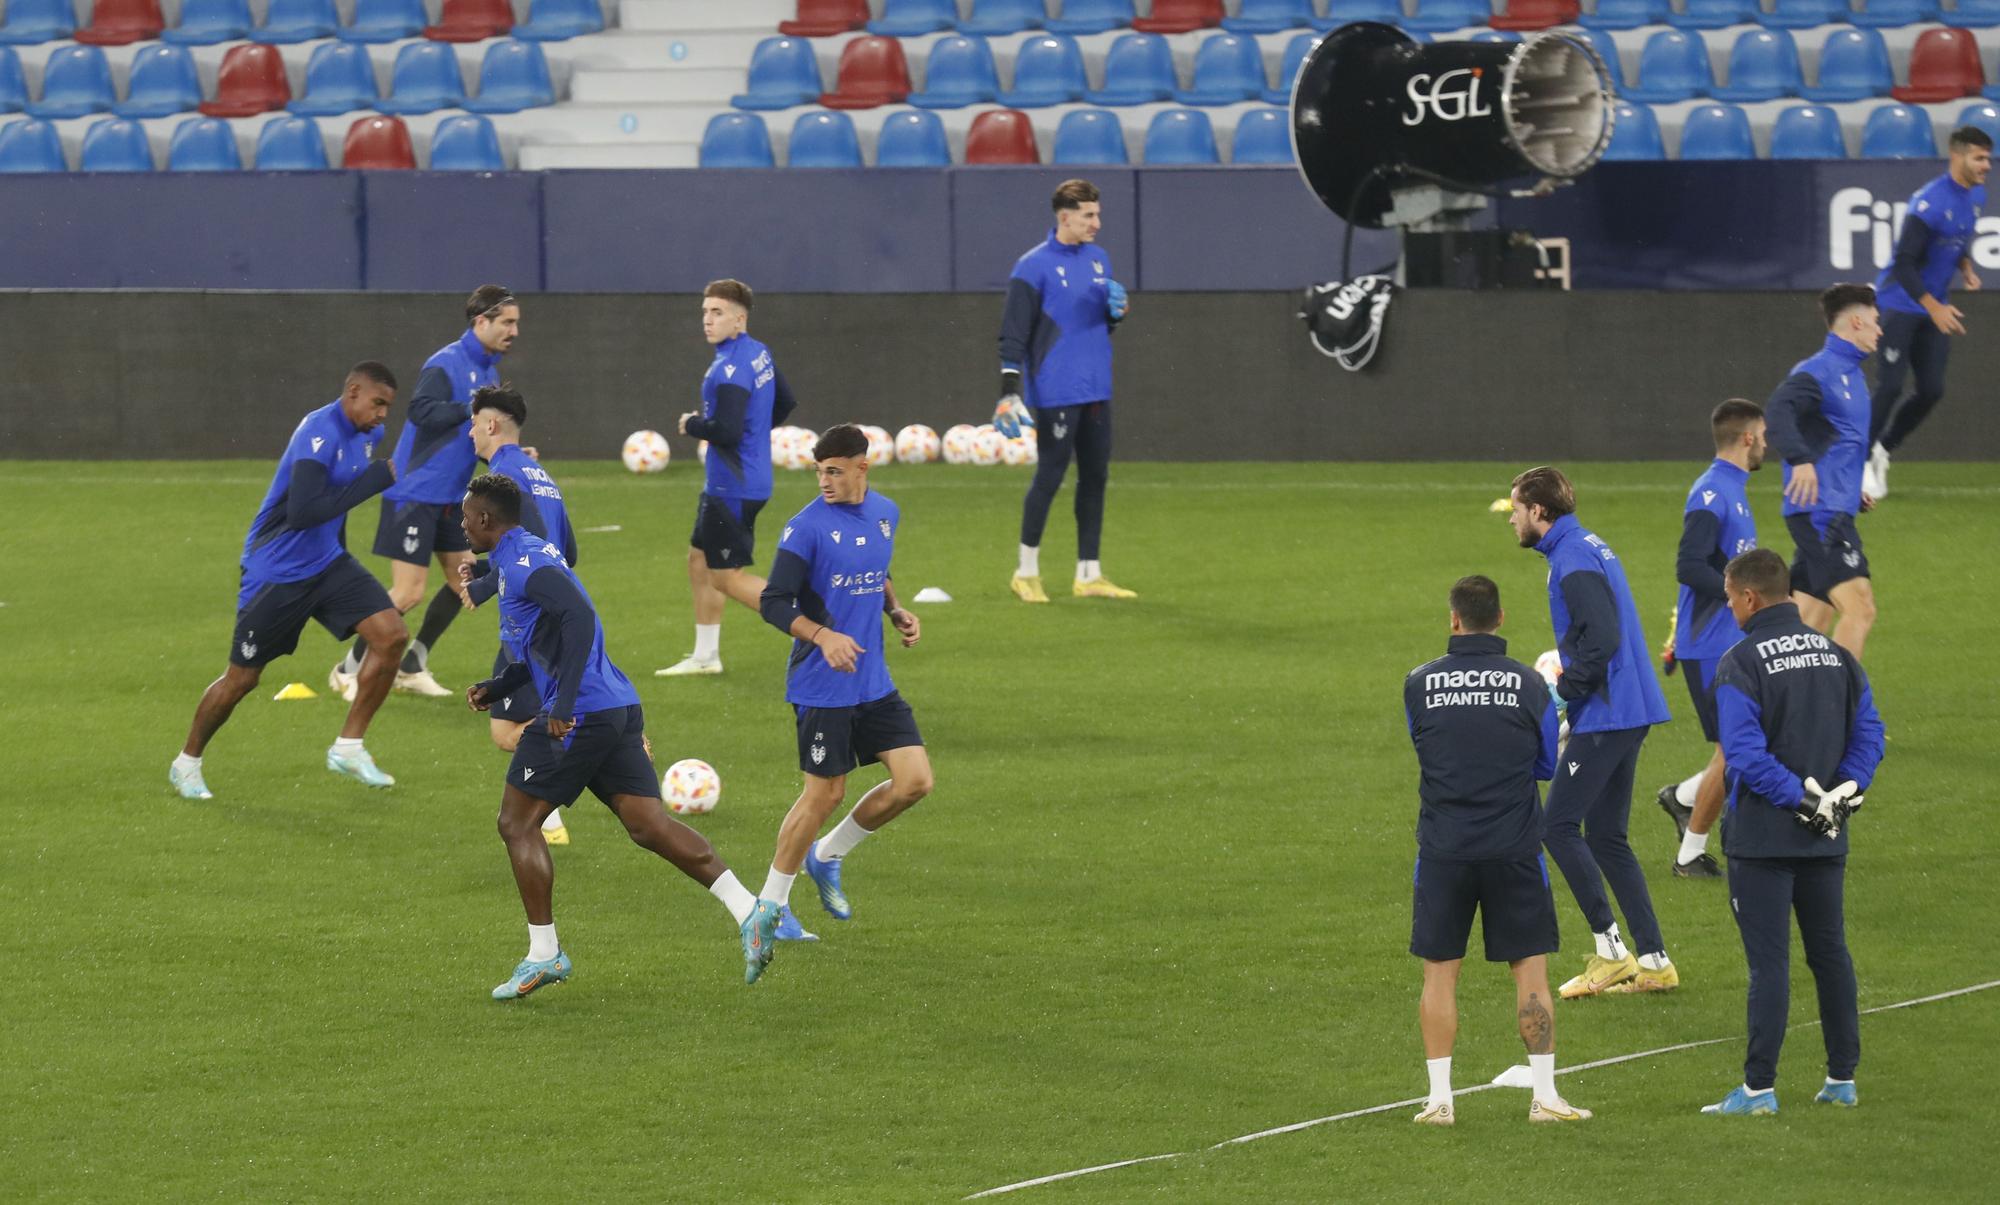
[1534,649,1563,689]
[662,758,720,815]
[1001,434,1038,466]
[942,424,978,464]
[862,424,895,466]
[782,427,818,470]
[895,424,940,464]
[622,429,670,473]
[971,424,1006,466]
[696,440,709,466]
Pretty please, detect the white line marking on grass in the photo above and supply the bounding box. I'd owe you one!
[580,524,623,533]
[964,978,2000,1199]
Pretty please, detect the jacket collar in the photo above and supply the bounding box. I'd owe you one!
[328,398,359,437]
[1044,227,1085,255]
[1708,457,1749,484]
[1533,512,1580,558]
[1447,633,1507,656]
[1740,601,1801,636]
[1820,331,1868,368]
[458,326,500,369]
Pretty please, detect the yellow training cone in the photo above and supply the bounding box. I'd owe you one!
[272,682,318,701]
[1489,497,1514,514]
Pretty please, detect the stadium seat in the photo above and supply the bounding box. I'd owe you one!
[1052,107,1130,162]
[1665,0,1751,30]
[290,42,384,117]
[461,41,555,113]
[255,113,330,168]
[1175,33,1266,104]
[1090,32,1177,105]
[1622,29,1713,103]
[1677,102,1754,159]
[1313,0,1403,30]
[1231,106,1293,162]
[0,0,75,46]
[254,0,338,43]
[868,0,957,36]
[780,0,869,37]
[164,0,252,45]
[73,0,165,46]
[27,45,116,119]
[1470,30,1520,41]
[820,35,913,108]
[1262,31,1315,105]
[0,47,23,112]
[1492,0,1579,31]
[1131,0,1222,35]
[1958,100,2000,141]
[79,117,155,170]
[1602,98,1665,159]
[733,37,824,110]
[1578,0,1666,30]
[700,111,776,166]
[168,115,242,170]
[1860,101,1936,156]
[1047,0,1134,35]
[1954,0,2000,28]
[1000,33,1088,107]
[1712,30,1803,103]
[1404,0,1491,32]
[788,109,864,166]
[513,0,605,41]
[341,0,427,43]
[343,113,417,167]
[0,117,65,170]
[113,44,202,117]
[963,0,1047,35]
[1145,108,1219,163]
[1769,103,1848,158]
[1892,27,1983,103]
[429,113,506,169]
[1577,28,1624,91]
[964,107,1039,162]
[1803,28,1892,102]
[200,44,291,117]
[1850,0,1939,28]
[426,0,513,42]
[909,35,1001,107]
[876,108,952,165]
[1222,0,1313,33]
[1762,0,1840,28]
[374,42,465,115]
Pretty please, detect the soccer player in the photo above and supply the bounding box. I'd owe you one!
[1700,548,1884,1115]
[1864,125,1991,499]
[1507,466,1677,998]
[1656,399,1766,880]
[170,363,408,800]
[655,279,798,678]
[456,473,777,997]
[1766,283,1880,661]
[998,178,1137,604]
[754,425,934,957]
[331,285,518,700]
[1404,575,1590,1126]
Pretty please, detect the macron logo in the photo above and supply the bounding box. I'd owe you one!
[1701,490,1715,505]
[523,768,534,780]
[311,437,325,453]
[516,556,531,566]
[1568,761,1581,776]
[724,364,736,379]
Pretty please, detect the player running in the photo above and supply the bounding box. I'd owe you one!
[456,474,776,997]
[170,363,408,799]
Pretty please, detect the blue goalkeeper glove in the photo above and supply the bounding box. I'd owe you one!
[995,369,1028,439]
[1106,280,1128,320]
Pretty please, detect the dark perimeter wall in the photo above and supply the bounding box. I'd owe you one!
[4,289,1998,461]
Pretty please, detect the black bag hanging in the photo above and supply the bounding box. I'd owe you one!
[1297,275,1394,372]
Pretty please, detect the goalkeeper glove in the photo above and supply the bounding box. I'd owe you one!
[1106,280,1128,320]
[995,370,1028,439]
[1797,777,1861,839]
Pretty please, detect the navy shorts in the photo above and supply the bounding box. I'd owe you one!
[795,691,924,777]
[231,553,394,668]
[373,496,472,566]
[487,648,537,723]
[1786,512,1869,603]
[507,704,658,808]
[1680,656,1721,744]
[1410,854,1561,963]
[690,493,765,571]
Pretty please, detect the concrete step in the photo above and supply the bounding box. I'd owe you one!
[618,0,791,33]
[518,139,698,168]
[569,66,744,104]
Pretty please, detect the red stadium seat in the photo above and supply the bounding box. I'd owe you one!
[779,0,869,37]
[1891,27,1984,103]
[198,44,291,117]
[342,114,417,168]
[1130,0,1222,34]
[73,0,165,45]
[965,108,1039,163]
[818,36,912,109]
[1491,0,1580,31]
[424,0,514,42]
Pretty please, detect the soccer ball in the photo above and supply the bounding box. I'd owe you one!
[1534,649,1563,689]
[942,423,978,464]
[971,424,1006,466]
[662,758,720,815]
[622,429,670,473]
[1001,434,1037,466]
[862,424,895,466]
[782,427,818,470]
[895,424,940,464]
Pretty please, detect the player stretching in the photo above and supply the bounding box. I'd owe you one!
[998,178,1137,603]
[754,425,934,962]
[457,474,774,997]
[656,279,799,678]
[332,285,518,700]
[1508,467,1678,998]
[1656,399,1766,880]
[170,363,408,799]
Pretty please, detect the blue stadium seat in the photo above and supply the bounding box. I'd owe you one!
[372,42,462,115]
[1314,0,1404,30]
[876,109,952,165]
[164,0,252,45]
[1802,28,1891,103]
[1677,102,1754,159]
[28,46,115,119]
[1666,0,1752,30]
[1263,31,1316,104]
[429,113,506,169]
[1223,0,1313,33]
[79,117,154,170]
[1090,32,1177,104]
[114,44,202,117]
[1579,0,1668,30]
[339,0,427,43]
[787,110,863,167]
[0,117,64,169]
[0,0,75,45]
[253,0,338,43]
[1144,107,1219,163]
[1957,100,2000,143]
[290,42,383,117]
[1860,102,1936,157]
[909,35,1001,108]
[1762,0,1839,28]
[1471,30,1521,42]
[700,112,775,167]
[1000,33,1088,106]
[1175,33,1266,104]
[0,47,24,112]
[1850,0,1939,28]
[1602,98,1665,159]
[514,0,605,41]
[1955,0,2000,28]
[1622,29,1712,103]
[962,0,1047,35]
[732,37,823,110]
[1577,28,1624,91]
[867,0,958,36]
[1404,0,1491,32]
[1231,106,1292,162]
[462,41,555,113]
[1769,104,1848,158]
[254,114,330,168]
[1712,30,1802,103]
[1046,0,1135,35]
[1052,107,1130,162]
[168,116,242,170]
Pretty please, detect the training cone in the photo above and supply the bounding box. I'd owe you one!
[1489,497,1514,514]
[272,682,318,700]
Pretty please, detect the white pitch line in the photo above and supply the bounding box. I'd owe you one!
[964,977,2000,1199]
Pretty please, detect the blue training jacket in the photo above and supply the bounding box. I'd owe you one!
[385,328,505,505]
[1765,332,1871,526]
[1535,513,1672,735]
[1674,459,1758,662]
[1875,172,1984,315]
[998,228,1119,409]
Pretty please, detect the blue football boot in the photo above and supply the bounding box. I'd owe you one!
[775,905,819,942]
[805,842,852,920]
[169,760,214,800]
[1701,1085,1779,1116]
[1815,1079,1858,1107]
[326,744,395,788]
[492,950,572,1000]
[741,900,780,984]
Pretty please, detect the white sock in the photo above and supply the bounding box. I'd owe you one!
[1593,926,1629,961]
[406,640,429,671]
[693,624,721,661]
[1638,951,1671,971]
[1529,1053,1557,1102]
[331,737,364,755]
[1425,1056,1452,1105]
[541,810,566,833]
[817,812,876,862]
[1744,1082,1771,1097]
[1675,770,1704,807]
[527,922,559,962]
[760,866,795,907]
[341,645,363,673]
[1077,558,1101,582]
[709,870,756,925]
[1826,1077,1853,1085]
[1018,544,1040,577]
[1677,829,1710,865]
[173,753,202,772]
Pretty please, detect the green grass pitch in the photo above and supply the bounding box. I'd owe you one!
[4,458,1997,1201]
